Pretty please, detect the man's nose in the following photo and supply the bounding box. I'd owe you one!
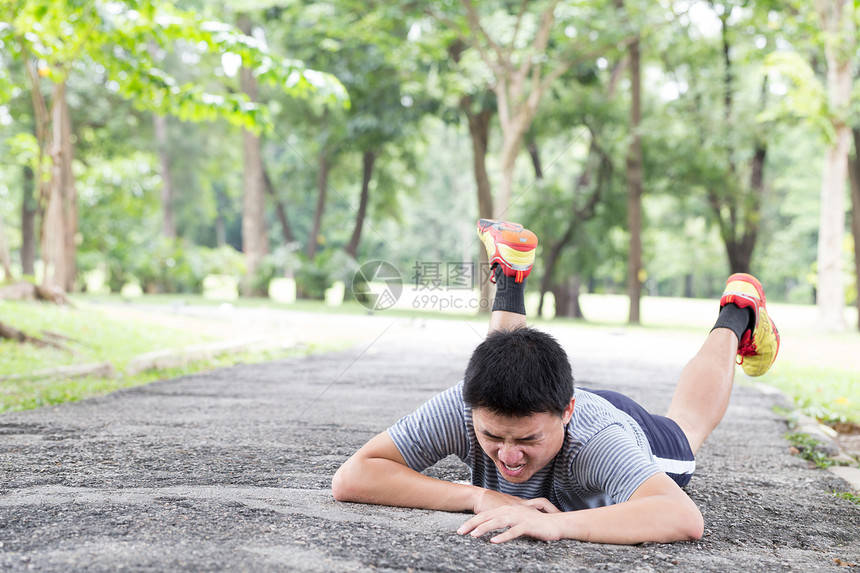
[498,443,523,464]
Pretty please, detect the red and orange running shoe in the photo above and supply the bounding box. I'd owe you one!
[720,273,780,377]
[476,219,538,283]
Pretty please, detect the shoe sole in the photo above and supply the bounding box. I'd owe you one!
[477,221,538,272]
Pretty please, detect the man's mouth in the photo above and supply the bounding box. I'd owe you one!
[500,462,526,477]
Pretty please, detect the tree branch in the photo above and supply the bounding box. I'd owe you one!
[460,0,510,75]
[513,1,557,100]
[507,0,530,61]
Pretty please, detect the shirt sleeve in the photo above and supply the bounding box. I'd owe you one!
[387,384,471,472]
[570,423,663,503]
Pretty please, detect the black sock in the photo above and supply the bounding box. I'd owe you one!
[492,265,526,315]
[711,303,755,342]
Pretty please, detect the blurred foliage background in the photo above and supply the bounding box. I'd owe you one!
[0,0,858,329]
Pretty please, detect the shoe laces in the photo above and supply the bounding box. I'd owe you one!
[736,330,757,364]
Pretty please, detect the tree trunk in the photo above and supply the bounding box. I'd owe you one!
[60,91,77,293]
[495,136,520,219]
[214,182,227,248]
[817,129,851,331]
[626,37,643,325]
[308,148,329,260]
[527,138,543,180]
[815,0,853,332]
[346,151,376,259]
[0,217,12,281]
[538,228,573,316]
[238,14,269,297]
[849,128,860,331]
[478,0,560,219]
[263,167,295,245]
[494,105,536,219]
[537,135,610,317]
[465,103,494,222]
[21,165,36,276]
[464,98,495,312]
[684,274,694,298]
[153,112,176,239]
[42,81,76,292]
[550,276,584,319]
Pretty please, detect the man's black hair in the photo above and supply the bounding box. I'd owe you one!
[463,327,574,417]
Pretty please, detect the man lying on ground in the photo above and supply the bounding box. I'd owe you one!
[332,219,780,545]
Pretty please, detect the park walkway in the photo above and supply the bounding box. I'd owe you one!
[1,315,858,572]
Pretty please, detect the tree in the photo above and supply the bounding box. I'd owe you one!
[264,1,424,274]
[657,2,779,280]
[528,59,624,319]
[848,129,860,330]
[533,127,614,318]
[813,0,854,331]
[626,34,643,324]
[1,0,345,295]
[147,41,176,240]
[237,13,270,296]
[449,0,628,219]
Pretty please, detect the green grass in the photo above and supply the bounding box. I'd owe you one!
[0,343,334,414]
[0,298,343,413]
[0,299,212,373]
[764,365,858,424]
[785,432,841,469]
[833,491,860,507]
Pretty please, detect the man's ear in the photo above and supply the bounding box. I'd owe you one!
[561,397,575,424]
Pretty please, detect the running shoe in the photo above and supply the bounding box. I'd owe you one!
[720,273,780,377]
[476,219,538,283]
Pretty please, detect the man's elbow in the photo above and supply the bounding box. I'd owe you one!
[689,515,705,541]
[331,462,355,502]
[332,458,370,503]
[678,505,704,541]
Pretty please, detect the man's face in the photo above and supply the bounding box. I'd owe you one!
[472,399,575,484]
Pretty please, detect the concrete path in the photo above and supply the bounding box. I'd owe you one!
[1,316,858,572]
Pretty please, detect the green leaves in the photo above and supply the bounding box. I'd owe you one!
[760,51,831,138]
[2,0,347,132]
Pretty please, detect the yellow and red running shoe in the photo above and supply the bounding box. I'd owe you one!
[476,219,538,283]
[720,273,780,377]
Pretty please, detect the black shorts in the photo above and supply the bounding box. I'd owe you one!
[584,389,696,487]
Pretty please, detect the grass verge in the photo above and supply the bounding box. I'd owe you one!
[833,491,860,507]
[0,344,335,414]
[784,432,842,469]
[0,298,345,414]
[764,365,857,425]
[0,299,212,373]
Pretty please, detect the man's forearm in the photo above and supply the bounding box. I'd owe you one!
[460,473,704,545]
[552,490,704,544]
[332,455,481,512]
[553,493,703,544]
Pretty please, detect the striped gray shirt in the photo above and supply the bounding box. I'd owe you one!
[388,382,663,511]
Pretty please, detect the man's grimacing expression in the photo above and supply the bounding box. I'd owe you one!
[472,399,575,483]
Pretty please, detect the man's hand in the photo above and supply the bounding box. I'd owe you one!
[458,504,561,543]
[460,474,704,545]
[472,489,560,515]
